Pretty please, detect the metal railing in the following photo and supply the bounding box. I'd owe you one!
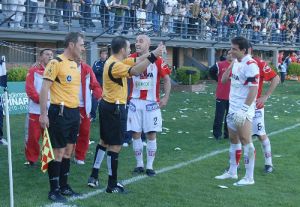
[0,2,300,46]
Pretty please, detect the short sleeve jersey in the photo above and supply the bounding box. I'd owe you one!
[43,54,81,108]
[128,53,171,102]
[229,55,259,113]
[102,55,135,104]
[253,56,277,109]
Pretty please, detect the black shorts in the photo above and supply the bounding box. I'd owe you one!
[48,104,80,149]
[99,100,127,145]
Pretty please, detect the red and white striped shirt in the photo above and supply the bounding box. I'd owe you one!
[129,53,171,102]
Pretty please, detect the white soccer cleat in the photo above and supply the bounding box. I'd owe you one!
[215,171,238,180]
[74,158,85,165]
[233,177,255,186]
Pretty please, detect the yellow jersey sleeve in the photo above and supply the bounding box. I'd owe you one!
[43,59,59,81]
[122,57,136,66]
[111,61,132,78]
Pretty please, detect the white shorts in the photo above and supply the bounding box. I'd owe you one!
[252,108,266,136]
[127,99,162,133]
[226,111,254,132]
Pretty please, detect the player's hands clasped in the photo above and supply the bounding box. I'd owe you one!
[233,104,249,127]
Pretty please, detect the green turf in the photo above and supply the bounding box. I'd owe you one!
[1,81,300,207]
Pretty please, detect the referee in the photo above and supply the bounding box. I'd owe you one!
[88,36,164,193]
[39,32,85,203]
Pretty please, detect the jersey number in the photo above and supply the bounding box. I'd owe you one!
[257,123,262,131]
[154,117,158,126]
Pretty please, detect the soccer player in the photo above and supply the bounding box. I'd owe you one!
[215,37,259,186]
[215,44,280,176]
[39,32,85,202]
[128,35,171,176]
[209,51,232,140]
[24,48,53,166]
[87,36,164,193]
[248,44,280,173]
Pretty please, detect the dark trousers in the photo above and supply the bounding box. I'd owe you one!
[90,95,98,119]
[280,72,286,83]
[24,0,38,28]
[0,103,3,138]
[213,99,229,139]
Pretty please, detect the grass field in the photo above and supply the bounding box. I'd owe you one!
[1,81,300,207]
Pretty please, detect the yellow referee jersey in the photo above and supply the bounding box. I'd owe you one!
[102,56,135,104]
[43,54,81,108]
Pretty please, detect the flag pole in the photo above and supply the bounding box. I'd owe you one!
[4,87,14,207]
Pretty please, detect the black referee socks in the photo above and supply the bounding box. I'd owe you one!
[48,160,61,192]
[107,151,119,188]
[59,158,70,188]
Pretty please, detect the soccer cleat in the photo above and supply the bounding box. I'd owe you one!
[48,190,67,203]
[233,177,255,186]
[122,142,129,147]
[146,169,156,177]
[0,138,8,146]
[24,161,37,167]
[264,165,274,173]
[215,171,238,180]
[60,185,81,197]
[74,158,85,165]
[133,167,144,174]
[106,183,126,194]
[87,177,99,188]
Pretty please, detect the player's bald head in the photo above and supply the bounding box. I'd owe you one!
[137,35,151,45]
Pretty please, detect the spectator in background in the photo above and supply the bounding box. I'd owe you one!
[209,50,231,140]
[55,0,72,26]
[235,9,244,36]
[72,0,82,18]
[81,0,96,31]
[35,0,46,29]
[45,0,58,25]
[24,0,38,29]
[9,0,26,29]
[90,49,108,121]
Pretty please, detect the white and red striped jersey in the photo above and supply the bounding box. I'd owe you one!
[129,53,171,102]
[229,54,259,114]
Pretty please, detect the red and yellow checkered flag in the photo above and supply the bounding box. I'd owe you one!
[41,128,54,173]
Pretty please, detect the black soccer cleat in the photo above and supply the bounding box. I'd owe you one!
[60,185,81,197]
[264,165,274,173]
[146,169,156,177]
[133,167,144,174]
[106,183,127,194]
[87,176,99,188]
[48,190,67,203]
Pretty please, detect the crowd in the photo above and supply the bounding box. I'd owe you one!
[0,0,300,44]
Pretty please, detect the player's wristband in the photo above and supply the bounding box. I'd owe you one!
[147,52,157,64]
[241,104,249,112]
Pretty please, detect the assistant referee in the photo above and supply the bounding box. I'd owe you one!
[39,32,85,203]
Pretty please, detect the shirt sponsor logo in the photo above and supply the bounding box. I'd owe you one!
[146,102,159,111]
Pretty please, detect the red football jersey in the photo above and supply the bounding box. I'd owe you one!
[128,53,171,102]
[253,57,277,109]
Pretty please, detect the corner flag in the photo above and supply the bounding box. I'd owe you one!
[41,128,55,173]
[0,56,7,88]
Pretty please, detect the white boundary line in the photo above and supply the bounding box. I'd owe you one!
[44,123,300,207]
